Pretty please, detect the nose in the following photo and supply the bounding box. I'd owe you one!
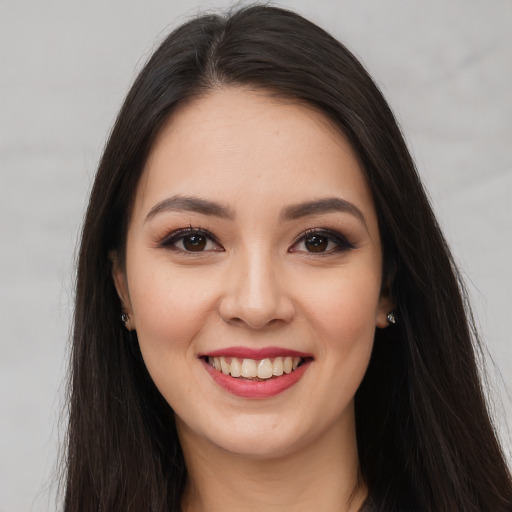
[218,250,295,330]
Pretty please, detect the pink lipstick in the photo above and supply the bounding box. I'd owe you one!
[199,346,313,399]
[202,346,311,359]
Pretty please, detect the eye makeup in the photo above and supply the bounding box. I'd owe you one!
[157,226,224,253]
[289,228,355,254]
[155,223,355,257]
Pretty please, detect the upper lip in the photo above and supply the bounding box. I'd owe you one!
[199,346,313,359]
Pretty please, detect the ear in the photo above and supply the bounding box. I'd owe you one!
[109,251,135,330]
[376,262,397,329]
[376,292,395,329]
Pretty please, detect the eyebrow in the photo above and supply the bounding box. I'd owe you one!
[280,197,366,225]
[145,195,366,227]
[145,195,234,222]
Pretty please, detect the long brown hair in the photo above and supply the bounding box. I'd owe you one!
[65,5,512,511]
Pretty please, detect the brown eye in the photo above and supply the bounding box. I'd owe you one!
[304,234,329,252]
[159,228,222,253]
[290,229,355,255]
[183,234,207,251]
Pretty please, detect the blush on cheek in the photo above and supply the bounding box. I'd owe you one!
[309,284,380,332]
[313,295,378,370]
[133,289,213,388]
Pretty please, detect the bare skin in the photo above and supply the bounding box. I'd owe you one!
[113,87,392,512]
[179,408,367,512]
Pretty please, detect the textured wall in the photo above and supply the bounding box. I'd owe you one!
[0,1,510,510]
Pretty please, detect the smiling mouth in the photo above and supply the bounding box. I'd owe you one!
[204,356,307,381]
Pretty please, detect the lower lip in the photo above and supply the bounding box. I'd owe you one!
[202,359,311,399]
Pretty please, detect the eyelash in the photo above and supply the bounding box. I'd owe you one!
[290,228,355,254]
[157,227,354,254]
[158,227,224,253]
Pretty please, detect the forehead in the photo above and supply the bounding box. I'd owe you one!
[134,87,376,223]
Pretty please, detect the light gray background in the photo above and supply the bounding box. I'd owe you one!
[1,1,510,510]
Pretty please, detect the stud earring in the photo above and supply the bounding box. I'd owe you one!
[387,311,397,325]
[121,312,129,326]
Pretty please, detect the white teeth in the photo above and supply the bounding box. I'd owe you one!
[208,355,304,379]
[272,357,284,376]
[257,359,273,379]
[220,358,230,375]
[241,358,258,378]
[230,358,241,377]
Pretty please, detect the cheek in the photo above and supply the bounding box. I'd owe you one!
[127,264,221,409]
[299,266,381,376]
[128,260,218,358]
[306,269,381,332]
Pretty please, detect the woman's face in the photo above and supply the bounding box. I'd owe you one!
[114,88,391,458]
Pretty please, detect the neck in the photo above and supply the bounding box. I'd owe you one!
[178,412,366,512]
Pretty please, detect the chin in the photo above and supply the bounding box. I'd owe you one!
[213,430,307,460]
[179,405,342,462]
[177,408,311,457]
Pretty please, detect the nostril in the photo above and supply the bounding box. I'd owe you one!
[220,315,289,330]
[218,300,295,330]
[217,267,295,329]
[220,316,244,327]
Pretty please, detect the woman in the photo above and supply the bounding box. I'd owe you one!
[64,5,512,511]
